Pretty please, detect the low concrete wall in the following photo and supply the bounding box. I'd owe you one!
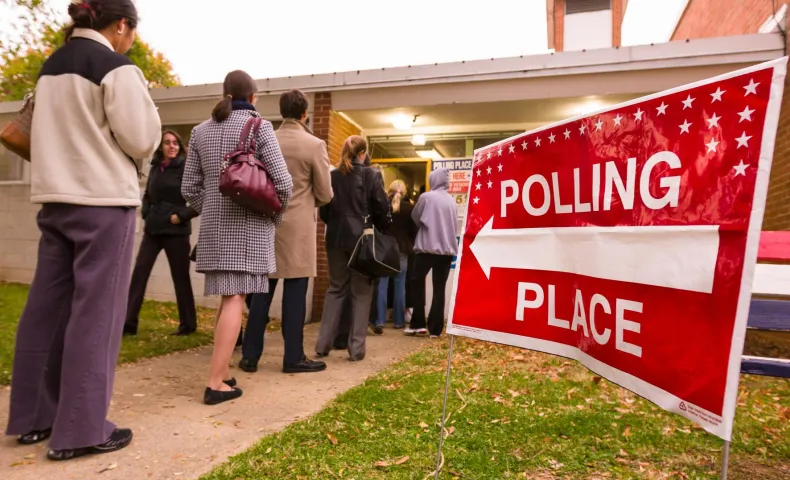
[0,184,311,321]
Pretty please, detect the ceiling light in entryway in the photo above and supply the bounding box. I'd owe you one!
[411,134,426,146]
[416,149,443,160]
[392,114,416,130]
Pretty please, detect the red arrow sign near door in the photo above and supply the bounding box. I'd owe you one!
[447,58,787,441]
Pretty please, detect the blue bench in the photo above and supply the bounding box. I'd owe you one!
[741,232,790,377]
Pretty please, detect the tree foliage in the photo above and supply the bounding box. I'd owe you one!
[0,0,179,101]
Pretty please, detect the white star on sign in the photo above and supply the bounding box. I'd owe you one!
[744,79,759,96]
[535,138,542,147]
[509,144,515,154]
[579,124,586,135]
[738,106,755,122]
[473,197,480,204]
[711,87,725,102]
[476,169,481,176]
[705,138,720,153]
[486,166,492,175]
[487,180,493,189]
[656,102,668,115]
[497,164,503,172]
[475,182,482,190]
[733,160,749,176]
[549,133,556,143]
[521,141,528,150]
[679,120,692,134]
[682,94,695,109]
[564,129,571,139]
[634,108,644,121]
[706,113,721,129]
[595,119,604,130]
[497,148,503,156]
[736,132,752,149]
[487,151,492,159]
[613,114,623,127]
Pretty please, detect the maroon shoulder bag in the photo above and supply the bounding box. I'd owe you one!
[219,117,283,217]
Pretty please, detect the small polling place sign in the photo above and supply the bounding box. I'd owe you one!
[447,58,786,441]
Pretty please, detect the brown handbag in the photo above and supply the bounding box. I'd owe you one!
[0,91,34,161]
[219,117,283,217]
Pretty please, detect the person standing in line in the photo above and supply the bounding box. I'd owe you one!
[124,131,198,337]
[374,180,417,333]
[5,0,161,460]
[240,89,333,374]
[405,168,459,338]
[182,70,292,405]
[314,137,389,361]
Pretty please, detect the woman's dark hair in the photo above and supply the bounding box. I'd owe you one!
[279,90,309,120]
[212,70,258,123]
[151,130,186,165]
[65,0,139,41]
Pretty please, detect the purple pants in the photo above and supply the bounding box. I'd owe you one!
[5,203,136,450]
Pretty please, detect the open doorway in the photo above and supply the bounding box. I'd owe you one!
[371,158,430,200]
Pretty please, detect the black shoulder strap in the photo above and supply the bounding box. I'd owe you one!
[358,166,370,224]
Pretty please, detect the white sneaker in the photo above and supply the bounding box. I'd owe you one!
[404,327,428,336]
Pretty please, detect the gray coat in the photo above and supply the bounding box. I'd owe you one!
[412,168,459,256]
[182,110,293,275]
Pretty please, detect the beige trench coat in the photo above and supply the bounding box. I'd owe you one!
[271,119,333,278]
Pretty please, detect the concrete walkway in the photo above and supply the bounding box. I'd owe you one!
[0,323,425,480]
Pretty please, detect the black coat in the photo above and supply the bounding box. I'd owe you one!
[319,161,390,251]
[141,157,198,236]
[385,197,417,256]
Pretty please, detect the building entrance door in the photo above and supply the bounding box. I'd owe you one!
[370,158,431,200]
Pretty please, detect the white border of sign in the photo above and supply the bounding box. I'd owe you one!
[447,57,787,441]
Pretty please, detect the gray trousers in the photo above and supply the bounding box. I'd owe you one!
[315,249,374,361]
[6,203,136,450]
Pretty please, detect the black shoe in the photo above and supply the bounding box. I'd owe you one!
[204,387,243,405]
[122,325,137,336]
[238,358,258,373]
[332,336,348,350]
[171,327,196,337]
[18,428,52,445]
[283,357,327,373]
[223,377,237,388]
[315,351,329,358]
[47,428,133,461]
[372,326,384,335]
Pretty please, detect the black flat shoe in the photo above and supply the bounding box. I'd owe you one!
[204,387,243,405]
[283,358,327,374]
[18,428,52,445]
[47,428,133,461]
[238,358,258,373]
[223,377,237,388]
[372,326,384,335]
[315,351,329,358]
[122,325,137,336]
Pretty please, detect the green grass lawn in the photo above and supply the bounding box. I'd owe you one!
[203,337,790,480]
[0,282,217,385]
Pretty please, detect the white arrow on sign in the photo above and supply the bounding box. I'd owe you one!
[468,217,720,294]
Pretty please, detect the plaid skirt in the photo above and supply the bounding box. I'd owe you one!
[204,271,270,296]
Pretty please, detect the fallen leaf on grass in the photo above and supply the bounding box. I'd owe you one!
[327,434,338,445]
[508,390,521,398]
[447,426,456,435]
[419,422,429,429]
[549,459,564,470]
[395,455,410,465]
[623,427,632,438]
[374,460,392,468]
[617,449,629,457]
[265,447,272,454]
[592,376,602,384]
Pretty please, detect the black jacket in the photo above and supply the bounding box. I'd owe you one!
[319,161,390,251]
[141,157,198,236]
[385,197,418,256]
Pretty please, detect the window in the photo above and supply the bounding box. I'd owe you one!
[565,0,611,14]
[0,148,26,182]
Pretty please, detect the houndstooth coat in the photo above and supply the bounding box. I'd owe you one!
[182,109,293,283]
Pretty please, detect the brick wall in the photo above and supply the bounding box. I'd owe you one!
[553,0,565,52]
[612,0,626,47]
[308,97,363,322]
[673,0,790,230]
[671,0,788,40]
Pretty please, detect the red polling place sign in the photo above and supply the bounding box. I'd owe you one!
[447,58,787,441]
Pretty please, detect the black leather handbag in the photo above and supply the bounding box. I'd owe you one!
[347,169,400,278]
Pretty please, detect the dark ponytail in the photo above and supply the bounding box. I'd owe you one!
[212,70,258,123]
[64,0,138,41]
